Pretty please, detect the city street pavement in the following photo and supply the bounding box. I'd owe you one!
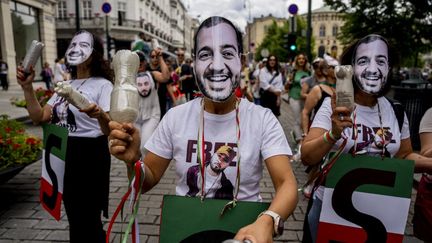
[0,83,423,242]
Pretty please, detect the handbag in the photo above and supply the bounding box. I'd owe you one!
[159,195,270,243]
[259,72,278,96]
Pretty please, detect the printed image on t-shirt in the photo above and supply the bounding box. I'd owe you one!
[186,144,237,200]
[51,97,77,132]
[348,125,394,157]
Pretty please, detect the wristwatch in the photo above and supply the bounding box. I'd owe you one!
[258,210,284,237]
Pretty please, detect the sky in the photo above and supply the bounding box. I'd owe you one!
[182,0,325,32]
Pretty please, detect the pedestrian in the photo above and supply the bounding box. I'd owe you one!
[134,50,168,156]
[179,55,196,101]
[132,32,151,57]
[413,107,432,242]
[147,48,171,118]
[300,57,327,100]
[17,30,113,243]
[0,59,8,91]
[40,62,53,90]
[301,34,432,243]
[53,58,66,84]
[285,53,311,146]
[259,54,284,117]
[108,16,298,242]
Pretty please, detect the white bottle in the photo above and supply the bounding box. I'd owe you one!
[110,50,140,123]
[335,65,355,110]
[54,82,91,110]
[22,40,45,73]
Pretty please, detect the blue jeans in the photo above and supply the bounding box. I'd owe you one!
[308,197,323,243]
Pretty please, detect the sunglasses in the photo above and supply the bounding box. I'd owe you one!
[151,55,157,58]
[177,54,184,57]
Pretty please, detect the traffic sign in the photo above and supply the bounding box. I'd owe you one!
[288,4,298,15]
[101,2,112,14]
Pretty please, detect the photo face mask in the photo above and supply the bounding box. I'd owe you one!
[194,19,241,102]
[353,35,389,95]
[65,31,94,66]
[136,72,154,98]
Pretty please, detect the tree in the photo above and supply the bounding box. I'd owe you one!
[324,0,432,67]
[255,16,312,62]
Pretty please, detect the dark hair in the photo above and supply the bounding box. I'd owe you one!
[340,34,396,96]
[135,50,148,63]
[265,54,280,75]
[193,16,243,57]
[68,30,113,83]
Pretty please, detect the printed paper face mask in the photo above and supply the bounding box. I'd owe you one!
[136,72,154,97]
[353,35,389,95]
[194,18,241,102]
[65,31,94,66]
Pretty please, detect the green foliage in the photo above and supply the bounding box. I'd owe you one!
[324,0,432,67]
[255,17,313,62]
[0,115,42,170]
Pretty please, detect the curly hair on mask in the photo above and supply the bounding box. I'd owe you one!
[68,30,113,83]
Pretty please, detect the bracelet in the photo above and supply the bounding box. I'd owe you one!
[328,130,340,141]
[323,131,337,144]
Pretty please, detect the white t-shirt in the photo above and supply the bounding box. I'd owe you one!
[48,77,113,137]
[420,108,432,134]
[145,98,292,201]
[259,68,284,92]
[311,96,410,200]
[136,71,160,121]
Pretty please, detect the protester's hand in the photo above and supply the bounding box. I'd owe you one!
[16,65,35,90]
[108,121,141,165]
[330,92,353,139]
[154,48,163,58]
[80,103,104,119]
[234,215,273,243]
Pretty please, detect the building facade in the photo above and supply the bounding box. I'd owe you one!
[243,14,286,60]
[0,0,57,84]
[301,5,345,59]
[55,0,194,59]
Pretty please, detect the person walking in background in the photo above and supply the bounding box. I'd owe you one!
[251,59,266,105]
[17,30,113,243]
[0,59,8,90]
[179,57,196,101]
[132,32,152,57]
[53,58,66,84]
[147,48,171,118]
[285,53,311,146]
[40,62,53,90]
[259,54,284,117]
[300,57,327,100]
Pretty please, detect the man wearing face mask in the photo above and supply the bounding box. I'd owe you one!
[17,30,113,242]
[107,16,298,243]
[301,34,432,243]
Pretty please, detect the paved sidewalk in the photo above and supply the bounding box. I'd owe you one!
[0,95,423,242]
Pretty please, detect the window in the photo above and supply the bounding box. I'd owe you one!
[82,0,92,19]
[57,1,67,19]
[332,25,338,37]
[319,25,326,37]
[118,2,126,26]
[10,0,42,75]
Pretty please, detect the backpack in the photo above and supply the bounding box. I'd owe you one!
[385,96,405,132]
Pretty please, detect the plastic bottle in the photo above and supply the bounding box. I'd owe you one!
[22,40,45,73]
[54,82,91,110]
[335,65,355,110]
[110,50,140,123]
